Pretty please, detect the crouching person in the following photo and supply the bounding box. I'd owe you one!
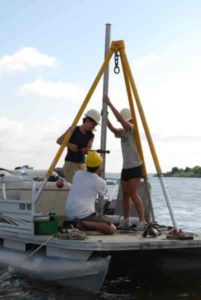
[65,151,116,234]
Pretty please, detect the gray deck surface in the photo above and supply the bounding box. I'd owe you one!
[0,230,200,252]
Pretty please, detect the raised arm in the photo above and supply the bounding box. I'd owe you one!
[103,95,131,131]
[107,119,121,135]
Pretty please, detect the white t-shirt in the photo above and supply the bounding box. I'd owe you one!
[65,170,107,220]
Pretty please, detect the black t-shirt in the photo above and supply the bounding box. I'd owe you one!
[65,126,94,163]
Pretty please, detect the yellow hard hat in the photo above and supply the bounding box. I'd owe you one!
[85,151,103,168]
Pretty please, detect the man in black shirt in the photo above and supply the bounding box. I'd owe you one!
[57,109,101,183]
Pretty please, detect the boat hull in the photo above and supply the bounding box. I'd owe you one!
[0,248,111,293]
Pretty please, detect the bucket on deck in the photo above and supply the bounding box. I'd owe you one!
[35,212,58,235]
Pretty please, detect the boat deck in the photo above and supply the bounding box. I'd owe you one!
[0,229,200,252]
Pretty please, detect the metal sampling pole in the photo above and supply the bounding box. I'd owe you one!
[100,23,111,179]
[96,24,111,217]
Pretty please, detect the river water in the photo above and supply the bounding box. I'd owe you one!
[0,176,201,299]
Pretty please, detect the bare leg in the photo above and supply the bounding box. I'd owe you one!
[128,178,145,221]
[82,220,116,234]
[121,180,131,219]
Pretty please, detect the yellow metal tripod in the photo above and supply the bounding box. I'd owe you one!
[34,40,178,229]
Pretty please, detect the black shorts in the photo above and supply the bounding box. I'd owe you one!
[121,165,143,181]
[82,213,111,225]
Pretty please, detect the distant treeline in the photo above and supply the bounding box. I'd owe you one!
[162,166,201,177]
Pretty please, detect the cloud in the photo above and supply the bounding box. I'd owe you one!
[0,116,64,169]
[133,54,160,70]
[159,136,201,142]
[17,79,84,101]
[1,114,201,173]
[2,50,201,173]
[0,117,24,141]
[0,47,57,74]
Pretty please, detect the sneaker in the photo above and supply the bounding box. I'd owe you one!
[135,221,147,231]
[117,219,133,230]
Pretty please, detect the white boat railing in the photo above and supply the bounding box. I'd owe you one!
[0,175,37,235]
[106,178,120,202]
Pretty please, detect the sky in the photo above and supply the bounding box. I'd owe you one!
[1,0,201,174]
